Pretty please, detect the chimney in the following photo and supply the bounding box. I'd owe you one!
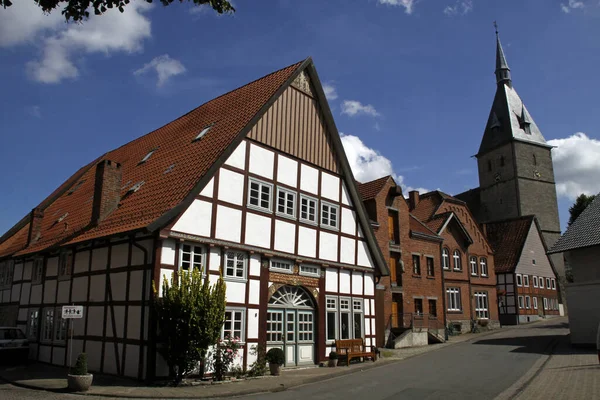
[27,207,44,246]
[408,190,420,210]
[91,160,122,226]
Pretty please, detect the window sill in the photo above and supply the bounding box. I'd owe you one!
[412,275,421,278]
[299,218,318,226]
[299,272,320,278]
[247,204,272,214]
[320,224,340,232]
[452,269,462,272]
[269,268,293,275]
[276,212,296,221]
[447,310,463,314]
[224,276,248,283]
[426,276,436,280]
[481,275,488,278]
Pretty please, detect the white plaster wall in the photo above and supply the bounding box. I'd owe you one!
[365,319,371,335]
[321,172,340,202]
[218,168,245,206]
[10,284,20,302]
[52,347,65,366]
[364,298,370,316]
[249,254,261,277]
[371,318,376,338]
[103,343,124,375]
[46,257,58,276]
[248,279,260,305]
[89,275,106,303]
[109,272,127,302]
[340,237,356,265]
[339,270,351,294]
[298,227,317,258]
[171,199,212,237]
[224,141,246,170]
[325,269,338,293]
[300,164,319,195]
[30,285,42,305]
[158,269,174,298]
[274,220,295,254]
[13,262,23,281]
[245,213,272,248]
[226,281,246,304]
[208,274,220,287]
[38,345,51,363]
[209,247,221,272]
[57,281,70,304]
[277,155,298,188]
[105,306,125,338]
[87,307,104,336]
[73,315,86,336]
[91,247,109,271]
[74,251,90,274]
[358,226,363,238]
[341,208,356,236]
[249,143,274,179]
[364,274,375,296]
[43,280,56,304]
[200,177,214,198]
[341,183,352,206]
[247,308,259,339]
[127,306,141,340]
[357,240,373,268]
[19,283,30,305]
[215,206,242,243]
[128,271,144,301]
[2,290,8,303]
[124,345,140,378]
[247,343,258,367]
[352,271,363,295]
[22,261,32,281]
[86,341,103,372]
[161,239,176,265]
[370,299,375,318]
[319,231,338,262]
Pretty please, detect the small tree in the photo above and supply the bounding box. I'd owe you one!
[568,194,596,226]
[152,268,226,384]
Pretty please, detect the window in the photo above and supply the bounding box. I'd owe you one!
[298,312,314,342]
[516,274,523,287]
[42,309,54,342]
[54,316,68,342]
[41,308,67,343]
[276,187,296,218]
[532,259,536,265]
[525,296,531,309]
[327,296,364,341]
[58,251,73,279]
[518,296,524,309]
[270,259,293,274]
[266,311,283,342]
[523,275,529,287]
[428,299,437,317]
[299,264,320,277]
[453,250,461,271]
[27,310,39,340]
[426,257,434,277]
[32,258,43,284]
[248,178,272,212]
[539,277,544,289]
[326,297,338,341]
[474,292,489,319]
[551,279,556,290]
[180,243,205,272]
[340,298,351,339]
[224,251,247,280]
[300,195,318,224]
[533,297,538,309]
[412,254,421,275]
[546,278,551,289]
[543,298,548,310]
[222,308,245,341]
[414,298,423,315]
[480,258,488,276]
[193,125,213,141]
[442,248,450,270]
[138,148,157,164]
[533,276,538,288]
[470,257,478,276]
[321,202,339,229]
[446,288,461,311]
[352,300,363,339]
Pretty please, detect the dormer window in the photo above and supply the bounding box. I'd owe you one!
[139,148,158,165]
[193,124,214,142]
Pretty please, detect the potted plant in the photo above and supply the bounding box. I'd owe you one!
[328,351,338,367]
[68,353,93,392]
[265,348,284,376]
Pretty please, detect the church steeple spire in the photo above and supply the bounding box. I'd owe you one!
[494,22,512,87]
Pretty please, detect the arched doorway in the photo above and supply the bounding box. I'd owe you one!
[267,285,315,367]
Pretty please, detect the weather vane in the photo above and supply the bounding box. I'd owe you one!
[494,21,498,35]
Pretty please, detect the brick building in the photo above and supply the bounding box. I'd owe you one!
[358,176,445,348]
[409,191,500,333]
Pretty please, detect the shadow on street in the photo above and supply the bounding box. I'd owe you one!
[471,334,565,354]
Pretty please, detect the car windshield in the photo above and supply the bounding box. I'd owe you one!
[0,328,26,340]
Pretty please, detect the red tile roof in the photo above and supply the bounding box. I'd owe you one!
[409,214,440,238]
[485,216,534,273]
[425,213,451,234]
[410,193,441,222]
[356,176,392,201]
[0,60,305,258]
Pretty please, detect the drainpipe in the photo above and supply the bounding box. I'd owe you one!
[440,243,448,340]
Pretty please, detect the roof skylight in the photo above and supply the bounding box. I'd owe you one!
[139,148,158,165]
[67,180,86,195]
[193,124,214,142]
[164,164,176,174]
[128,181,145,194]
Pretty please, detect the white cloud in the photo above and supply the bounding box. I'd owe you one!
[2,1,152,84]
[28,105,42,118]
[443,0,473,16]
[341,100,380,117]
[548,133,600,199]
[134,55,186,87]
[560,0,584,13]
[378,0,416,15]
[340,133,427,194]
[323,83,338,101]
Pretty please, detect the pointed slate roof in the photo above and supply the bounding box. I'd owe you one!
[549,194,600,254]
[485,216,535,273]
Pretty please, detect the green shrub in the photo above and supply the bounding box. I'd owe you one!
[329,351,338,360]
[72,353,88,375]
[265,348,284,365]
[247,344,267,377]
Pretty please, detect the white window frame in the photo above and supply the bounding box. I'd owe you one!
[32,258,44,285]
[247,178,273,212]
[442,248,450,270]
[533,297,538,309]
[516,274,523,287]
[426,256,435,277]
[276,187,296,219]
[352,299,364,340]
[480,258,488,277]
[27,309,39,341]
[270,259,293,274]
[446,287,461,311]
[452,250,461,271]
[339,297,352,340]
[525,296,531,309]
[470,256,478,276]
[518,296,524,309]
[58,251,72,280]
[221,307,245,342]
[223,251,247,281]
[533,276,538,288]
[299,194,318,225]
[551,279,556,290]
[412,254,421,275]
[546,278,551,289]
[543,298,548,310]
[299,264,320,278]
[193,124,213,142]
[523,275,529,287]
[326,296,338,343]
[179,243,206,274]
[320,201,339,230]
[0,260,15,288]
[41,307,67,344]
[539,277,544,289]
[474,292,489,319]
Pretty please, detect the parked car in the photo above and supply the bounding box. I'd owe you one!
[0,327,29,365]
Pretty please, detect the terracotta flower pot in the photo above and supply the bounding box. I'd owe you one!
[269,363,282,376]
[67,374,93,392]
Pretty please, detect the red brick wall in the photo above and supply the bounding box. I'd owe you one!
[516,283,560,316]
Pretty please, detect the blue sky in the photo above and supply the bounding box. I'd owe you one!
[1,0,600,235]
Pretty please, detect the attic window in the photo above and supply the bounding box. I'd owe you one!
[128,181,145,193]
[193,124,214,142]
[121,180,132,190]
[139,148,158,165]
[164,164,176,174]
[57,213,69,223]
[67,180,85,195]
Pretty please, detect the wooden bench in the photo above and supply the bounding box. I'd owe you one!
[335,339,377,366]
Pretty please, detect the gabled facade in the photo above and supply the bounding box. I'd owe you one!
[358,177,445,348]
[486,216,560,325]
[0,58,387,380]
[409,191,500,332]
